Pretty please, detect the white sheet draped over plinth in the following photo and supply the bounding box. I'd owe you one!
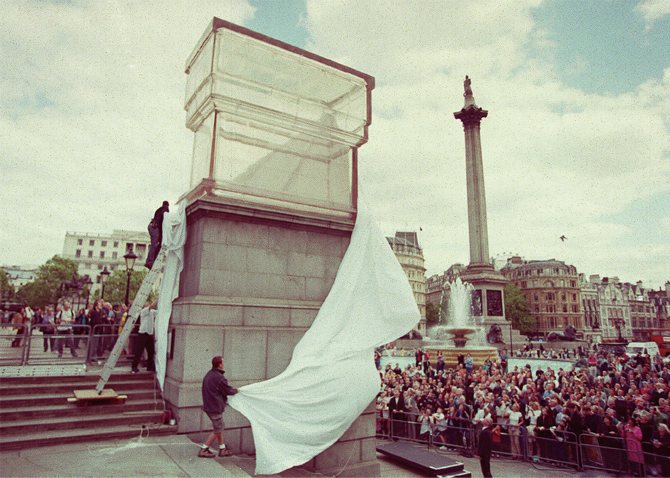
[155,201,187,392]
[228,204,420,475]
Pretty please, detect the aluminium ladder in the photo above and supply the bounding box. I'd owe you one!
[94,249,167,394]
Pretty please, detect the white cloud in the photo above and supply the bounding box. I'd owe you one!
[0,0,254,266]
[303,0,670,287]
[635,0,670,31]
[1,0,669,290]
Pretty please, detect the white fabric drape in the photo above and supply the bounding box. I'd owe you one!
[155,200,187,391]
[228,205,420,475]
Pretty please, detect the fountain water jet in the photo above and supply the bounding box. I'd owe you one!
[423,278,497,368]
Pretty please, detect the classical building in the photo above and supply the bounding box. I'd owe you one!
[387,231,426,336]
[61,230,150,293]
[425,263,466,307]
[649,283,670,329]
[623,282,657,341]
[1,265,38,290]
[580,274,602,344]
[589,276,633,342]
[501,257,583,340]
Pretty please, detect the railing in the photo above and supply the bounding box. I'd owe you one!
[375,411,666,475]
[0,323,139,367]
[377,412,475,453]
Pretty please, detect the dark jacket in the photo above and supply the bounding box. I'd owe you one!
[479,426,493,461]
[202,368,237,414]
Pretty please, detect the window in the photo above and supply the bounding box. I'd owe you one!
[534,293,539,301]
[535,305,539,313]
[563,305,567,312]
[101,240,107,247]
[77,239,83,245]
[112,252,118,259]
[570,281,576,287]
[100,251,105,259]
[573,293,577,301]
[546,293,555,301]
[521,281,527,288]
[96,275,101,284]
[88,250,93,258]
[98,264,103,270]
[89,240,95,246]
[75,250,81,258]
[114,241,119,248]
[632,318,637,327]
[533,281,538,287]
[562,293,566,301]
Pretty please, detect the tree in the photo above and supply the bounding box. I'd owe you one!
[504,283,535,335]
[94,269,154,306]
[0,269,14,301]
[16,256,78,308]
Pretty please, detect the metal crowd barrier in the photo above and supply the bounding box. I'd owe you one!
[375,409,668,477]
[0,323,140,367]
[579,433,629,475]
[379,414,475,453]
[0,323,29,365]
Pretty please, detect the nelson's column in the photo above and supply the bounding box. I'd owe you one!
[453,76,508,337]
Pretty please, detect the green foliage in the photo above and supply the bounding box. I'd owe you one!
[425,303,442,327]
[0,270,14,300]
[94,269,155,306]
[16,256,78,308]
[504,283,536,335]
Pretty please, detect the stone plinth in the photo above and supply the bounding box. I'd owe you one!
[459,264,508,329]
[164,197,379,475]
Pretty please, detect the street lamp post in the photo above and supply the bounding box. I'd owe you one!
[84,277,93,308]
[124,248,138,307]
[100,266,111,300]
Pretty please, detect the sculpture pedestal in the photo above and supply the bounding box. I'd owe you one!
[164,197,379,476]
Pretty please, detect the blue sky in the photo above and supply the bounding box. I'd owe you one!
[1,0,669,288]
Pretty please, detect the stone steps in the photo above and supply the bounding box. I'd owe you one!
[0,371,176,450]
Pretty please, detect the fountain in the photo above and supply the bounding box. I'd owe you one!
[423,278,498,368]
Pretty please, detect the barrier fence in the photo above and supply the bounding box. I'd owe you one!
[0,323,139,367]
[376,411,669,476]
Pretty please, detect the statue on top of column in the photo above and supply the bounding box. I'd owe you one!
[464,75,473,97]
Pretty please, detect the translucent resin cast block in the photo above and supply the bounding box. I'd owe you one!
[184,18,374,219]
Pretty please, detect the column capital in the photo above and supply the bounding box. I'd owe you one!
[454,105,488,126]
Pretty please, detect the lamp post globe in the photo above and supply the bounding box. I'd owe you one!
[124,248,138,307]
[100,266,111,300]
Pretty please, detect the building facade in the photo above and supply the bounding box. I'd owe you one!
[387,232,426,336]
[580,274,602,344]
[623,282,656,341]
[62,230,150,294]
[649,283,670,330]
[425,263,466,308]
[1,265,38,290]
[501,257,583,340]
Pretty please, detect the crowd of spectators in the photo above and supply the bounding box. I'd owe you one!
[375,345,670,476]
[3,300,136,363]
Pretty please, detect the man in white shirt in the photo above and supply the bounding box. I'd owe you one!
[131,299,157,373]
[56,301,77,358]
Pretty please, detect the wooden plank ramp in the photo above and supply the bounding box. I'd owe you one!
[69,389,127,406]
